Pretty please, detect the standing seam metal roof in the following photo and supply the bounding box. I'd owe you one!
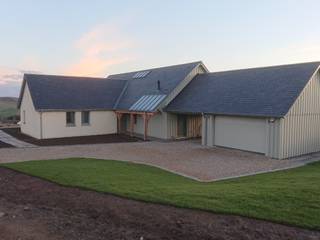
[129,95,167,112]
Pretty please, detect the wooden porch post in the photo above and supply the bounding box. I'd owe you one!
[130,113,134,137]
[143,112,148,141]
[116,112,123,134]
[143,113,153,141]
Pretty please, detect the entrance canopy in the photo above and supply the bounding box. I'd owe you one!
[115,94,166,140]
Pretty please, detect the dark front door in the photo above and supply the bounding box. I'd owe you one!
[120,114,128,133]
[177,115,187,137]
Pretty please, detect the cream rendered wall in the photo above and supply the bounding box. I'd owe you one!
[41,111,117,139]
[20,83,41,139]
[125,112,168,139]
[278,69,320,159]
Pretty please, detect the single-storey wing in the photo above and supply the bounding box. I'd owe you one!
[18,61,320,159]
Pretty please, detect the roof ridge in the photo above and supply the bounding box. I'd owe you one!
[107,61,202,77]
[24,73,108,81]
[207,61,320,75]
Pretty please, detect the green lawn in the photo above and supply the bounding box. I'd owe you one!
[0,108,18,119]
[2,158,320,230]
[0,97,18,120]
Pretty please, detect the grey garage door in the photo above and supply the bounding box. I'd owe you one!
[214,116,266,153]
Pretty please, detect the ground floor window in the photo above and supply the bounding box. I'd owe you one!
[81,111,90,125]
[66,112,75,126]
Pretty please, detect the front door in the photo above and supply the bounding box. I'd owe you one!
[177,115,187,137]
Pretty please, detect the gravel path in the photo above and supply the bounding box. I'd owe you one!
[0,140,319,181]
[0,130,35,148]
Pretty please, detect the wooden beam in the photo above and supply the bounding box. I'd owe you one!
[130,113,134,137]
[114,110,157,140]
[116,112,123,134]
[143,113,153,141]
[143,112,148,141]
[115,110,157,116]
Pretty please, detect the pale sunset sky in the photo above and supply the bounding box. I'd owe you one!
[1,0,320,96]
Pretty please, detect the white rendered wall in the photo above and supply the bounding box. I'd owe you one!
[20,83,41,139]
[41,111,117,139]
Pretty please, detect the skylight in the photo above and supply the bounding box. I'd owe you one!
[132,70,150,79]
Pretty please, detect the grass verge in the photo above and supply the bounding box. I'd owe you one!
[2,158,320,230]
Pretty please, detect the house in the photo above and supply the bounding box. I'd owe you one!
[18,61,320,159]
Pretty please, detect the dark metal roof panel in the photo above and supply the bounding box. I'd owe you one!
[166,62,320,117]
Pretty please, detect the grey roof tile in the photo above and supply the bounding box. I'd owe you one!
[107,61,202,110]
[21,74,127,111]
[165,62,320,117]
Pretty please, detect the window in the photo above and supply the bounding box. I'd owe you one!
[23,110,26,124]
[134,115,137,124]
[66,112,75,126]
[81,111,90,125]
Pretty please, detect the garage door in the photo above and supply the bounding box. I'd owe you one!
[214,116,266,153]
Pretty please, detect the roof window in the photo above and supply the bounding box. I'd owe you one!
[132,71,150,79]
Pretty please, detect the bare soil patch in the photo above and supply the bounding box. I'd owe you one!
[2,127,139,146]
[0,168,319,240]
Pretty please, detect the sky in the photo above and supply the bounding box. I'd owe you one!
[1,0,320,97]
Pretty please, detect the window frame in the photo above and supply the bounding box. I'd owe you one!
[81,111,90,125]
[66,111,76,127]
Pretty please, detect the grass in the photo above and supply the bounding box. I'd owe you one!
[1,158,320,230]
[0,108,18,119]
[0,97,18,119]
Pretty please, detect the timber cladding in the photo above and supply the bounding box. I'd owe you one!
[186,115,202,138]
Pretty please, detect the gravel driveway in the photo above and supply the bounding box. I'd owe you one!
[0,140,318,181]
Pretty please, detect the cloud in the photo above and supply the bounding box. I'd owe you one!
[0,66,41,96]
[0,68,40,85]
[0,67,20,86]
[65,24,135,77]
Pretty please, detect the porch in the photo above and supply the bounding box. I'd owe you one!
[115,111,202,141]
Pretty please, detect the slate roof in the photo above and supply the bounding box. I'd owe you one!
[107,61,202,110]
[166,62,320,117]
[18,74,127,111]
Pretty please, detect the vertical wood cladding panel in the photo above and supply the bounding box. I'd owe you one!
[279,70,320,158]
